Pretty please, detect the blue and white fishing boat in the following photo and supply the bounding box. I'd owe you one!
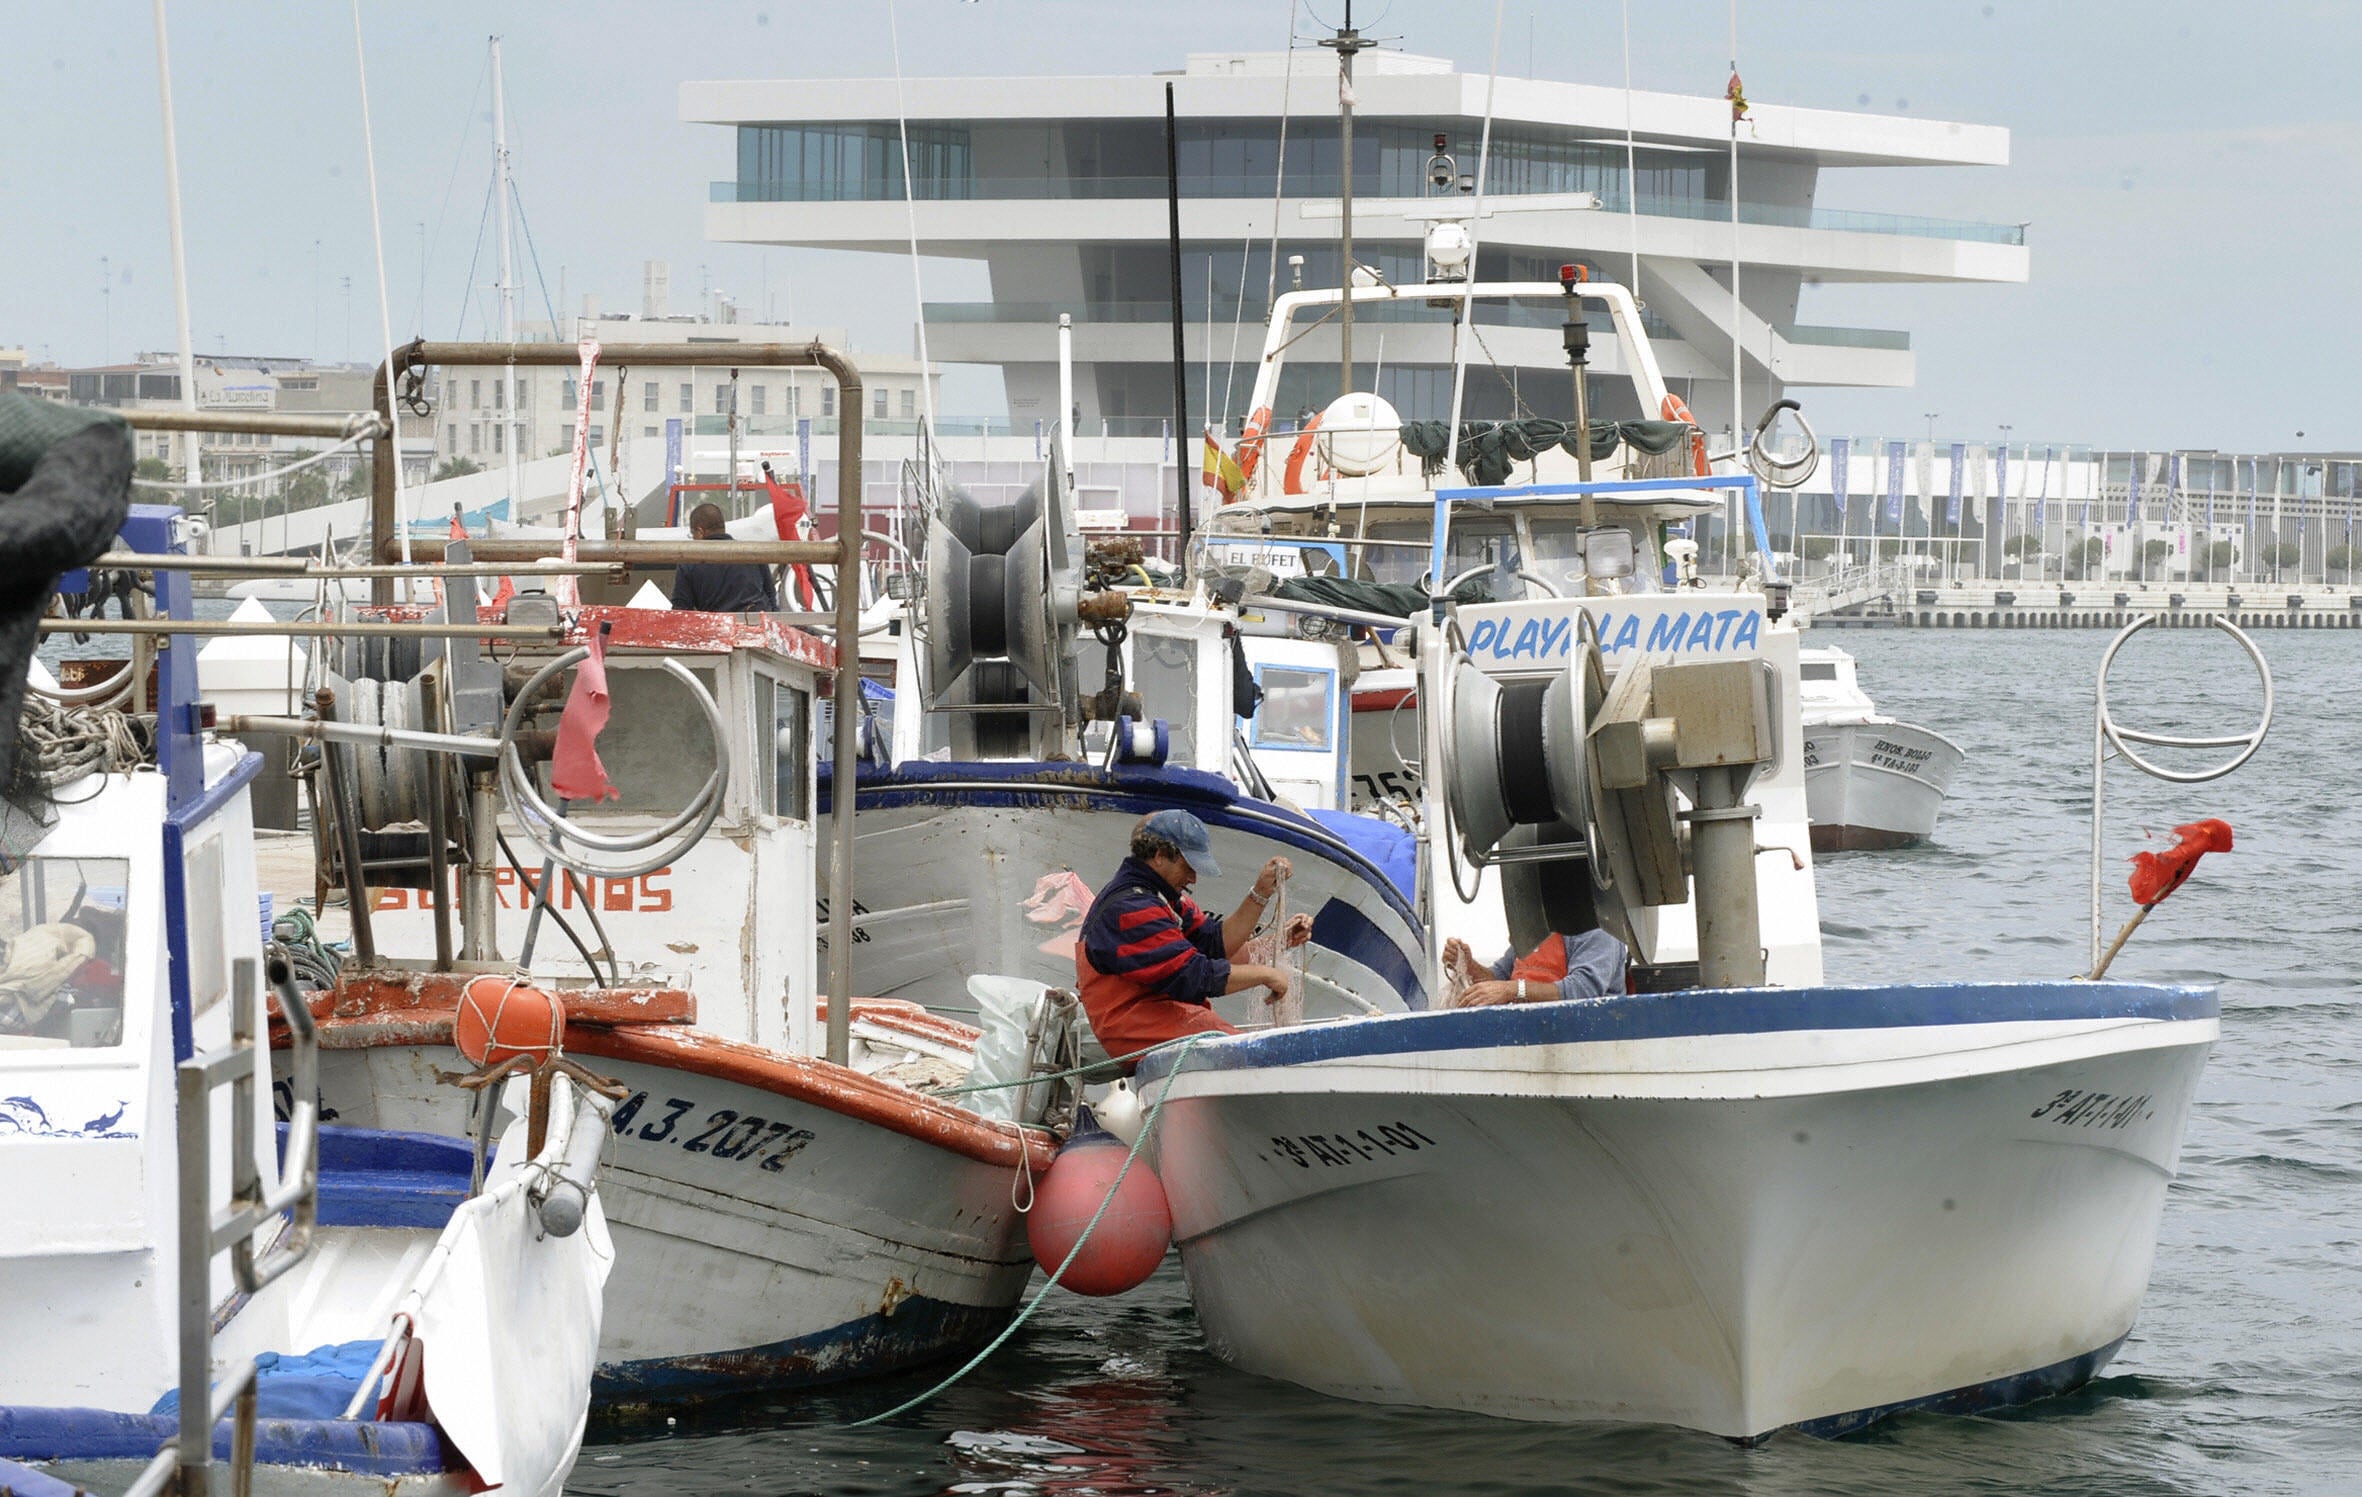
[1,495,611,1494]
[823,428,1424,1025]
[1139,454,2253,1439]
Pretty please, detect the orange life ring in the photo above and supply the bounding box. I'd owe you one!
[1660,392,1711,476]
[1283,413,1324,494]
[1234,405,1274,491]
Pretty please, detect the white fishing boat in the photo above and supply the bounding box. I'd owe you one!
[2,493,611,1494]
[1798,645,1966,850]
[1138,439,2254,1439]
[173,338,1077,1405]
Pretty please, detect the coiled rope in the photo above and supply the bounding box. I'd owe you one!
[16,696,151,792]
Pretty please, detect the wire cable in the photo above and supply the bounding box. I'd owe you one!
[350,0,412,562]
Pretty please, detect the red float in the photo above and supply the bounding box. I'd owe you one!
[1025,1127,1172,1296]
[453,975,565,1068]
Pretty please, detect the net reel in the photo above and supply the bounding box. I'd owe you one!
[1435,615,1703,955]
[918,436,1087,757]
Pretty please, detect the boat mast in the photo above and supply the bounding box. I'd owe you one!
[1322,3,1373,400]
[152,0,199,506]
[492,36,522,519]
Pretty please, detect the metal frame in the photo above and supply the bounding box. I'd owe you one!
[2088,614,2273,969]
[125,958,320,1497]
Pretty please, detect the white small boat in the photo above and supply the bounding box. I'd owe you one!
[3,505,610,1494]
[1799,645,1965,851]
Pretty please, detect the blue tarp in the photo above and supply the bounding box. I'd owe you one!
[152,1340,383,1421]
[1304,808,1416,904]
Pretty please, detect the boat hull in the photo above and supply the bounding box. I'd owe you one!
[1143,982,2215,1438]
[820,763,1425,1021]
[310,1027,1046,1404]
[1802,719,1964,851]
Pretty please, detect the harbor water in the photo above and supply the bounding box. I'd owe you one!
[568,625,2358,1496]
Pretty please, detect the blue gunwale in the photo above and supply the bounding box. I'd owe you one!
[1136,979,2218,1083]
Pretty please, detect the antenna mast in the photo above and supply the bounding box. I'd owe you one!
[491,36,522,513]
[1322,2,1375,400]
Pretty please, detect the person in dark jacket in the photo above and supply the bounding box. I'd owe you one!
[1075,809,1310,1068]
[669,502,778,613]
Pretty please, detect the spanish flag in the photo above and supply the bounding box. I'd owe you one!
[1201,429,1246,502]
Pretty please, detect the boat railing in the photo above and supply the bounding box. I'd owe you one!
[123,957,319,1497]
[2087,615,2273,971]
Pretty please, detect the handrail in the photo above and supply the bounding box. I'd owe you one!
[2088,615,2272,969]
[126,957,321,1497]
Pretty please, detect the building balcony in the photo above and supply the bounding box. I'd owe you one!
[711,177,2024,247]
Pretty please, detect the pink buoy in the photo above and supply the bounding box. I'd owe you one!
[1026,1124,1172,1296]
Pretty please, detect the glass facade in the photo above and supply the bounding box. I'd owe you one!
[736,122,973,202]
[725,118,2022,245]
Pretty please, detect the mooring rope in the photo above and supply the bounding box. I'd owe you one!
[849,1030,1209,1428]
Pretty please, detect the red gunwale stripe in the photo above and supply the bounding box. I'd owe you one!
[565,1024,1055,1172]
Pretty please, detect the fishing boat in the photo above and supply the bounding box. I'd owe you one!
[1798,644,1966,850]
[1138,465,2251,1440]
[1193,207,1818,827]
[823,418,1424,1026]
[3,490,611,1494]
[189,339,1072,1404]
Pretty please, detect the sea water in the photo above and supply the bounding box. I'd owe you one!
[572,625,2358,1497]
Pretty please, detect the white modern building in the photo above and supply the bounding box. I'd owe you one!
[685,45,2027,440]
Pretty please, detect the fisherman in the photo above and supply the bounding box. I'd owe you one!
[1076,809,1311,1068]
[669,501,779,613]
[1439,928,1626,1007]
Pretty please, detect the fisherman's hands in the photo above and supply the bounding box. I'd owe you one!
[1440,937,1485,983]
[1456,979,1526,1008]
[1253,857,1292,902]
[1282,912,1313,949]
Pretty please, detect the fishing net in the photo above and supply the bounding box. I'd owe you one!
[1237,879,1308,1028]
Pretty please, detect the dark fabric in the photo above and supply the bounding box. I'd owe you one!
[1271,575,1495,617]
[1,417,134,795]
[670,557,778,613]
[1229,632,1262,720]
[0,393,127,494]
[1079,855,1230,1006]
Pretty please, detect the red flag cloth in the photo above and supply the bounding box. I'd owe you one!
[548,629,620,804]
[761,467,819,608]
[2127,818,2233,906]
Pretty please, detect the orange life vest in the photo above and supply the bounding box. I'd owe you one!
[1510,933,1570,986]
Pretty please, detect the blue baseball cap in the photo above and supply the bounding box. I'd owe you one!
[1141,809,1222,878]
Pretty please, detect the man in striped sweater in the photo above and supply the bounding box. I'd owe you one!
[1076,810,1311,1070]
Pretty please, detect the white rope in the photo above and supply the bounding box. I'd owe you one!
[351,0,412,563]
[129,427,374,493]
[887,0,937,437]
[1621,0,1640,294]
[1438,0,1509,514]
[1261,0,1302,317]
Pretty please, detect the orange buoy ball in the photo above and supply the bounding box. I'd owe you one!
[454,976,564,1068]
[1026,1126,1172,1296]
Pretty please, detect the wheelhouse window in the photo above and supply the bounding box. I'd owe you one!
[1131,631,1199,766]
[0,857,131,1049]
[764,678,811,822]
[1251,667,1335,751]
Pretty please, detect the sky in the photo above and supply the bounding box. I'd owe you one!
[3,0,2357,452]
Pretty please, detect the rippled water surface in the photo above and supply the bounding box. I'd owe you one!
[571,627,2361,1497]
